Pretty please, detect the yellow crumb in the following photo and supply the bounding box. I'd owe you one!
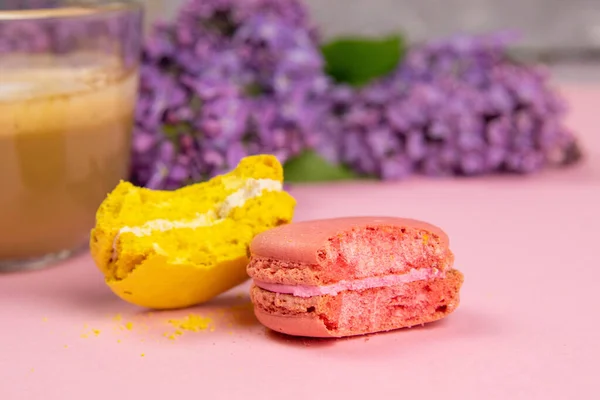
[168,314,213,332]
[30,368,34,373]
[42,317,48,322]
[125,322,133,330]
[64,345,68,349]
[117,339,121,343]
[80,334,88,339]
[113,313,122,321]
[141,353,145,357]
[422,234,429,244]
[92,329,101,336]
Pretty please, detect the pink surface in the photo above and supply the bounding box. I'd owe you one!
[254,268,444,297]
[1,84,599,399]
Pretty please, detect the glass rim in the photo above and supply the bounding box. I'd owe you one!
[0,1,142,21]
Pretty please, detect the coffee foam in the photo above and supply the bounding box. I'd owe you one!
[0,52,138,137]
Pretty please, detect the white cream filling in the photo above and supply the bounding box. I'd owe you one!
[118,210,219,237]
[111,178,282,255]
[218,178,282,218]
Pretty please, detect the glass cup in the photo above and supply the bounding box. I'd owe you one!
[0,1,143,271]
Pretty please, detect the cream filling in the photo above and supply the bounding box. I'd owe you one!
[253,268,445,298]
[217,178,282,218]
[111,178,282,255]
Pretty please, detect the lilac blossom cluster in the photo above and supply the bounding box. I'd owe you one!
[320,33,581,179]
[131,0,328,189]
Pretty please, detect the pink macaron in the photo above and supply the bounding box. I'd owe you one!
[247,216,464,338]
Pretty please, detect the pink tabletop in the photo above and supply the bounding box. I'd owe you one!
[1,85,599,400]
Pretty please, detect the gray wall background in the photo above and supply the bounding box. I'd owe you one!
[144,0,600,55]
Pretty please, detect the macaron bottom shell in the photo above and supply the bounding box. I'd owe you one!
[250,269,464,338]
[106,254,249,310]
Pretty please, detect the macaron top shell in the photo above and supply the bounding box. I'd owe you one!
[250,216,449,264]
[248,216,453,286]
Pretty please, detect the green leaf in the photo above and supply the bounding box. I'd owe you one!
[283,150,359,182]
[321,34,405,87]
[162,124,179,139]
[162,122,193,139]
[244,82,263,97]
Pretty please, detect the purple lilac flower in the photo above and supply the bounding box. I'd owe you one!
[176,0,317,45]
[233,14,329,157]
[321,32,580,179]
[130,0,327,189]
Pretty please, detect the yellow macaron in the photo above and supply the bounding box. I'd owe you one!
[90,155,296,310]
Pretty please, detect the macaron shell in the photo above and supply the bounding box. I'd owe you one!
[106,254,249,310]
[254,309,335,338]
[250,269,463,338]
[248,216,453,286]
[250,216,449,265]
